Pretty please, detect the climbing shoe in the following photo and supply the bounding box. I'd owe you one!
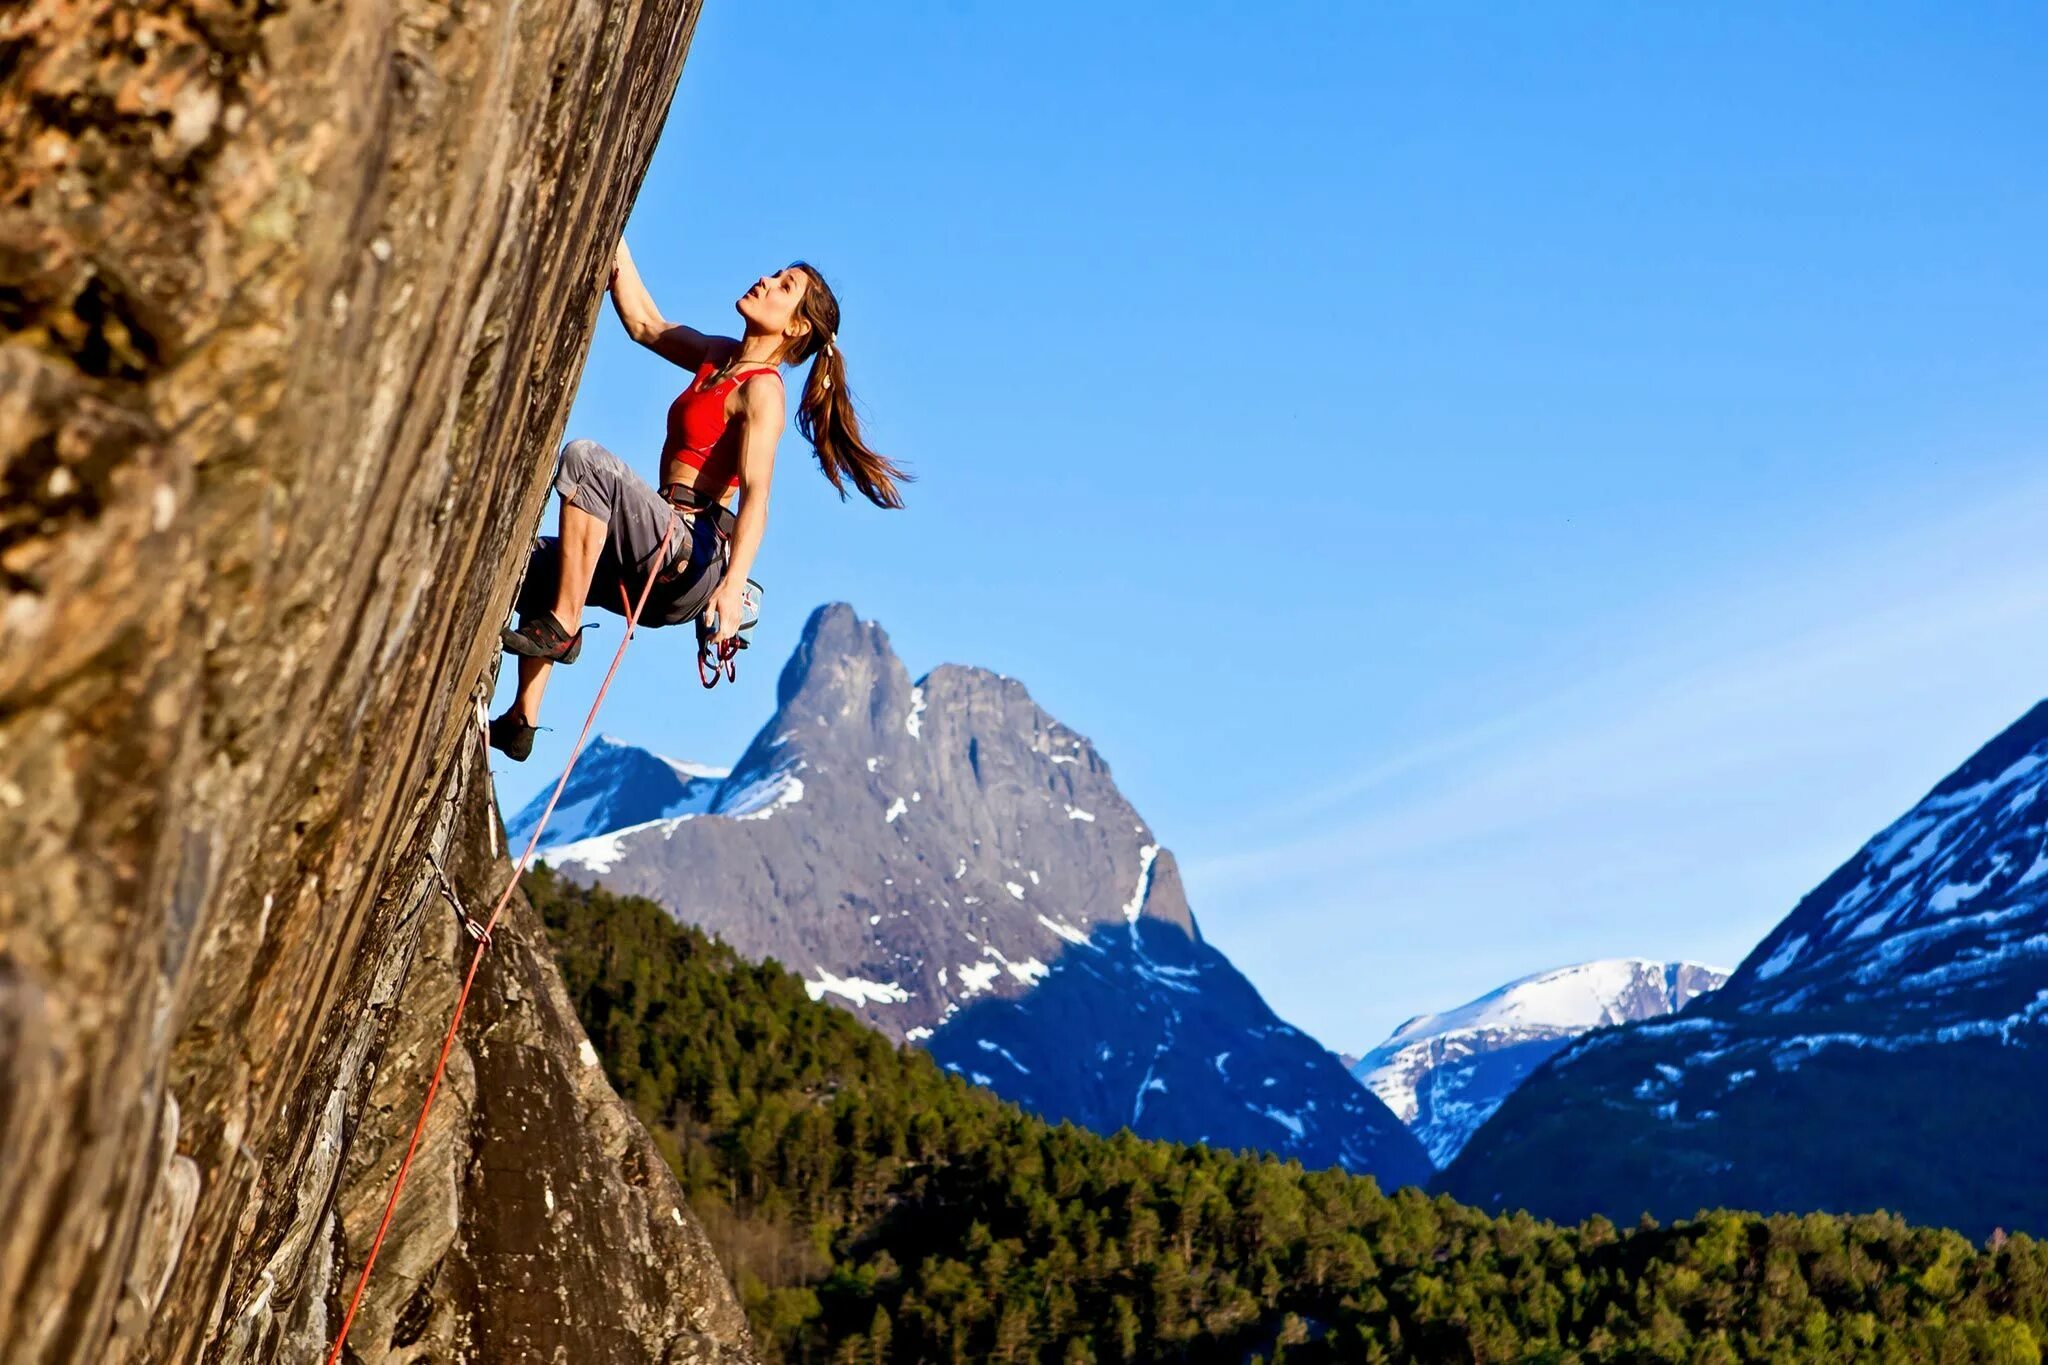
[500,610,587,664]
[487,710,539,763]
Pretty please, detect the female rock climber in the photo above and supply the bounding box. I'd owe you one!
[487,239,911,761]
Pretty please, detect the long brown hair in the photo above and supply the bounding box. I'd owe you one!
[782,260,911,509]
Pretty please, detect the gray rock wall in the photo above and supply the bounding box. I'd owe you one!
[0,0,753,1359]
[329,733,752,1364]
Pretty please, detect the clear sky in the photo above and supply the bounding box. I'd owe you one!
[493,1,2048,1053]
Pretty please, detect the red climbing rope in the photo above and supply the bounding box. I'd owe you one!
[326,508,681,1365]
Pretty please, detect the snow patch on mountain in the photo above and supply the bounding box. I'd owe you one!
[804,970,911,1007]
[1753,933,1807,981]
[716,764,806,820]
[656,754,729,783]
[1123,844,1160,923]
[547,815,691,875]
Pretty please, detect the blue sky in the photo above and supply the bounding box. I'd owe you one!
[494,2,2048,1052]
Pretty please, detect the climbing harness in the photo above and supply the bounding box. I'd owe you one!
[326,507,685,1365]
[660,480,762,689]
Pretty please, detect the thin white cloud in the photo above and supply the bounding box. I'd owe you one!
[1194,565,2048,890]
[1186,472,2048,1045]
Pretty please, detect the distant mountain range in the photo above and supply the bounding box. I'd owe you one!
[504,608,2048,1237]
[505,735,724,853]
[520,604,1431,1187]
[1353,959,1728,1167]
[1442,700,2048,1238]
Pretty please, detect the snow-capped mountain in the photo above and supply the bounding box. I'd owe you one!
[925,858,1418,1177]
[1354,959,1728,1167]
[503,733,724,853]
[514,603,1430,1187]
[1442,701,2048,1238]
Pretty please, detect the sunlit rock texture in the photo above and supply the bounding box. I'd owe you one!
[0,0,754,1358]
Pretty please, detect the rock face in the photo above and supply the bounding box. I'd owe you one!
[1442,702,2048,1239]
[1350,959,1728,1168]
[540,604,1433,1186]
[333,733,751,1363]
[0,0,754,1360]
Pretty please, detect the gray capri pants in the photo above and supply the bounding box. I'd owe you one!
[516,439,726,628]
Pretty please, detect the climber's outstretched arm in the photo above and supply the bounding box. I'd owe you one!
[608,239,733,371]
[703,378,783,642]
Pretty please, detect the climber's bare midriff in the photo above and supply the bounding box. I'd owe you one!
[660,458,738,509]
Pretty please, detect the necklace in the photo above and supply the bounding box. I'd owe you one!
[696,355,783,391]
[717,349,783,375]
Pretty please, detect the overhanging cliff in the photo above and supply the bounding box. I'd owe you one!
[0,0,753,1359]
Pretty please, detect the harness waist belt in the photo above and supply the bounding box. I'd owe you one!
[661,483,738,540]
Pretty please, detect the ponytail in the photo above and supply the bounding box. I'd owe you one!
[786,262,912,510]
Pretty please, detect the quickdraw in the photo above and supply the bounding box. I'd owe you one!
[696,575,762,688]
[698,633,742,688]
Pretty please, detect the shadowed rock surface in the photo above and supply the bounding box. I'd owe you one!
[0,0,754,1360]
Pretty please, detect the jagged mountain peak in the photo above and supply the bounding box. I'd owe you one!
[506,732,724,852]
[919,662,1119,781]
[765,607,1115,786]
[775,601,911,712]
[594,731,728,779]
[525,607,1421,1183]
[531,608,1197,1027]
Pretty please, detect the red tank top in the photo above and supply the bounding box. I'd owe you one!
[663,360,782,496]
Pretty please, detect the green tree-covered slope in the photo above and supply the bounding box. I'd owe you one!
[530,869,2048,1364]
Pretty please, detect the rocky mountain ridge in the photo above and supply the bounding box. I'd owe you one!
[536,604,1432,1185]
[1443,701,2048,1238]
[507,734,726,853]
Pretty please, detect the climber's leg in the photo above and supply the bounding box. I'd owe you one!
[495,440,691,742]
[502,439,624,664]
[540,436,697,624]
[549,501,605,632]
[510,655,550,724]
[486,652,548,760]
